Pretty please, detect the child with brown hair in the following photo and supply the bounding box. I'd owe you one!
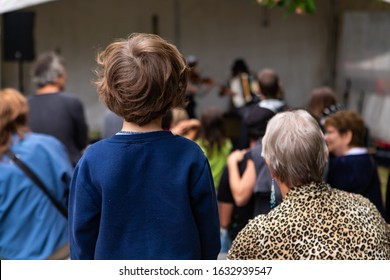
[68,33,220,260]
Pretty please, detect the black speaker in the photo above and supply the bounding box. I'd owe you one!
[3,11,35,61]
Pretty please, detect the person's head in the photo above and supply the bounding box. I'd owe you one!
[0,88,29,156]
[257,68,280,99]
[308,87,337,119]
[324,110,366,156]
[231,58,249,76]
[199,106,226,155]
[95,33,188,126]
[170,108,189,128]
[186,55,198,69]
[247,113,274,142]
[32,52,66,89]
[262,110,328,189]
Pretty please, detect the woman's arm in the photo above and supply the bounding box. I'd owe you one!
[227,150,256,206]
[219,202,234,229]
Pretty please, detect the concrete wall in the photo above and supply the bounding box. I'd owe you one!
[0,0,364,135]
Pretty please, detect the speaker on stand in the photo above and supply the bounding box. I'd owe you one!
[2,11,36,93]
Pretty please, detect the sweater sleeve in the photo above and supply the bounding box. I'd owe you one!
[68,162,101,259]
[189,159,221,259]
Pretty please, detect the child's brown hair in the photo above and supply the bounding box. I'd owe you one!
[95,33,188,126]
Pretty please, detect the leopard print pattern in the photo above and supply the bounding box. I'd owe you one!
[227,182,390,260]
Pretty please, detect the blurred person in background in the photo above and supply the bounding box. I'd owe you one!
[226,68,285,220]
[245,68,286,141]
[196,107,232,190]
[222,58,259,149]
[307,86,343,131]
[0,88,73,259]
[168,108,200,140]
[185,55,216,119]
[28,52,89,166]
[324,110,385,217]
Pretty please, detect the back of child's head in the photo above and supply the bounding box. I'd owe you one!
[95,33,188,126]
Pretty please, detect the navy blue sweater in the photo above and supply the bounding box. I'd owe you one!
[69,131,220,259]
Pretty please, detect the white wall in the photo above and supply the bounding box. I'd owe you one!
[1,0,333,135]
[337,11,390,142]
[179,0,333,113]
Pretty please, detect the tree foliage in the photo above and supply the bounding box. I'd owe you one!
[256,0,316,14]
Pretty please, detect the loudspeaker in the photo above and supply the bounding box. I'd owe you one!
[3,11,35,61]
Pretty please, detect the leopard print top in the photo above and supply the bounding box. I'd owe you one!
[227,182,390,260]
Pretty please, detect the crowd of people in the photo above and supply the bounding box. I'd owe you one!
[0,33,389,260]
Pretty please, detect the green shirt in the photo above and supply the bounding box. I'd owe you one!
[196,138,232,189]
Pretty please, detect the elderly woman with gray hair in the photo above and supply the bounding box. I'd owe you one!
[227,110,390,260]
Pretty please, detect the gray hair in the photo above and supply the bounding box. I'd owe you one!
[32,52,66,87]
[262,109,328,188]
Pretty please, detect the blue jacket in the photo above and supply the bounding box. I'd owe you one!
[69,131,220,260]
[0,133,73,259]
[326,153,385,217]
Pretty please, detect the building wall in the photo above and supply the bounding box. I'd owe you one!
[2,0,384,135]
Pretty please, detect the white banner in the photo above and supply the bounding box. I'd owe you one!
[1,260,388,280]
[0,0,57,14]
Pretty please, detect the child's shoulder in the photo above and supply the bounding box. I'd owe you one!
[81,137,115,157]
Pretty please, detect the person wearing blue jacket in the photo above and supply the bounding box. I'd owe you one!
[0,88,73,259]
[68,33,220,260]
[324,110,385,217]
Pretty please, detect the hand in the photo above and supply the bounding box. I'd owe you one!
[227,149,247,165]
[219,86,236,97]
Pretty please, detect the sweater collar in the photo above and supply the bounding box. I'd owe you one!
[258,99,286,113]
[108,130,174,142]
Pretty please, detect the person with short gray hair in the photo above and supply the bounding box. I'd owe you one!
[28,52,88,166]
[32,52,66,88]
[228,110,390,260]
[262,109,328,189]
